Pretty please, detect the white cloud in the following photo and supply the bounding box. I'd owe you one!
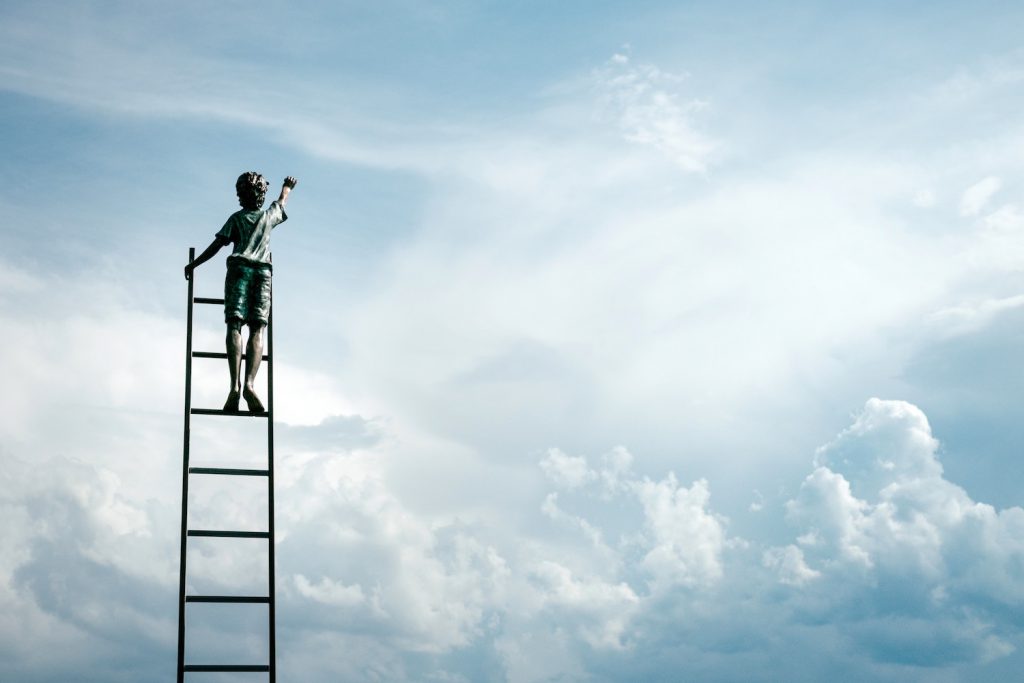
[540,492,609,552]
[494,629,584,683]
[598,446,635,494]
[523,401,1024,672]
[539,448,593,489]
[968,203,1024,272]
[294,574,366,607]
[278,450,511,653]
[634,475,726,589]
[762,544,821,586]
[811,398,943,494]
[530,560,639,649]
[594,55,716,172]
[783,398,1024,662]
[960,176,1002,216]
[0,452,176,681]
[537,446,728,589]
[928,294,1024,338]
[6,342,1024,680]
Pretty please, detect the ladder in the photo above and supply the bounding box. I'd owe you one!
[177,247,277,681]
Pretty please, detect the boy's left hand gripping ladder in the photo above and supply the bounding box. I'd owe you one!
[177,247,278,682]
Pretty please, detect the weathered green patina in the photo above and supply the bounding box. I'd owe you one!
[184,172,298,413]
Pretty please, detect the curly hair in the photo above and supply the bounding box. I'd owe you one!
[235,171,269,210]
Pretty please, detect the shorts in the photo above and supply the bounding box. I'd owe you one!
[224,257,272,324]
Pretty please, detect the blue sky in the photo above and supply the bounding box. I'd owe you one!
[3,1,1024,681]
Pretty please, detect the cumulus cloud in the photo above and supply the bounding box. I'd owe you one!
[634,475,725,590]
[762,544,820,586]
[540,492,609,552]
[539,445,728,590]
[783,398,1024,664]
[278,449,510,653]
[6,352,1024,682]
[539,448,593,489]
[530,560,639,649]
[0,453,174,683]
[525,402,1024,675]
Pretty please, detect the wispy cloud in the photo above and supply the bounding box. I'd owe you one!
[593,52,717,172]
[960,176,1002,217]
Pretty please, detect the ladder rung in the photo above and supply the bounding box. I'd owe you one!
[193,351,270,361]
[189,467,270,477]
[186,595,270,603]
[183,665,270,673]
[188,530,270,539]
[193,297,225,305]
[191,408,269,418]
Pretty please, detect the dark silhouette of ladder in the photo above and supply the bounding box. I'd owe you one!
[177,247,277,681]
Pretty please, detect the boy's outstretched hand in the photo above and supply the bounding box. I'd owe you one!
[278,176,298,207]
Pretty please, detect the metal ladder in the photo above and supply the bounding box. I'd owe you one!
[177,247,277,681]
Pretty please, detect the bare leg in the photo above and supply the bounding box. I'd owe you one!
[242,321,266,413]
[224,319,243,411]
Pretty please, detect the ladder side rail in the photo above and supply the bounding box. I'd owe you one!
[267,269,277,683]
[177,247,196,683]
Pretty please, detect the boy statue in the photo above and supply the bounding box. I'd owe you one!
[184,172,298,413]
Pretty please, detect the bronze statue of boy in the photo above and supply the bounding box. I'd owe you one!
[185,172,297,413]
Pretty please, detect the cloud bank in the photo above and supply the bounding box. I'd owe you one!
[4,348,1023,681]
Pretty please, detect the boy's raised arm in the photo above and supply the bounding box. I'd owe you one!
[277,176,298,208]
[184,236,229,280]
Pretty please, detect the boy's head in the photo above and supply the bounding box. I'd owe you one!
[235,171,270,210]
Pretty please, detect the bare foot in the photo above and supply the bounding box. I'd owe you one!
[242,386,265,413]
[223,389,241,412]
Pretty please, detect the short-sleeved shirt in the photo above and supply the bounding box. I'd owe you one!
[216,200,287,267]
